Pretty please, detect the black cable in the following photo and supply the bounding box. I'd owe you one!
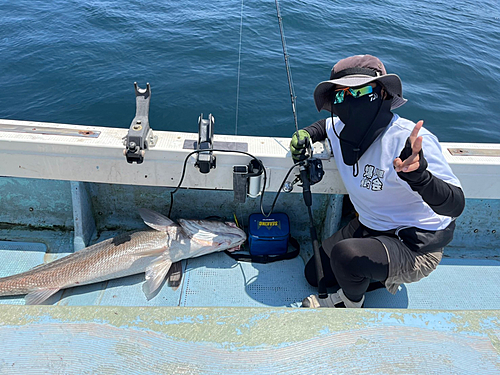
[167,148,302,218]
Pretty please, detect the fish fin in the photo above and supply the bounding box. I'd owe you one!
[25,288,60,305]
[142,258,173,300]
[138,208,175,232]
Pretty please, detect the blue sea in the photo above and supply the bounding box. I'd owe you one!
[0,0,499,143]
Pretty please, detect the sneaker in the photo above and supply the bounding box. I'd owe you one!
[301,288,365,308]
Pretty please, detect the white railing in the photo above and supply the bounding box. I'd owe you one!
[1,119,499,199]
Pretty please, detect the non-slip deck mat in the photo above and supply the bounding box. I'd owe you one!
[1,238,499,310]
[0,241,47,275]
[180,252,317,307]
[56,265,185,307]
[180,253,500,309]
[0,241,50,305]
[364,258,500,309]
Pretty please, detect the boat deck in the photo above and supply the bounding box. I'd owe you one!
[0,230,499,374]
[1,230,499,310]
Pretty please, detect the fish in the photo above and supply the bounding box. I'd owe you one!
[0,208,246,305]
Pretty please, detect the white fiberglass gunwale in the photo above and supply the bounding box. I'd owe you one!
[1,118,500,199]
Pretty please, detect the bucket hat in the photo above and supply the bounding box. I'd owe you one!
[313,54,407,112]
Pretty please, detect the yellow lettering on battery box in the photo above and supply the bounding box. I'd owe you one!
[257,221,281,230]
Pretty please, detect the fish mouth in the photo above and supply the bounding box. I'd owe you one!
[216,232,246,251]
[226,243,243,252]
[224,236,246,250]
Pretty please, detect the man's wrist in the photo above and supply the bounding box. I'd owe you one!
[398,169,431,186]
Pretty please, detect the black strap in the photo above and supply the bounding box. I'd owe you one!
[224,236,300,264]
[330,67,379,80]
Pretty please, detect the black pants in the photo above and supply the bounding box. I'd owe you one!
[304,218,389,302]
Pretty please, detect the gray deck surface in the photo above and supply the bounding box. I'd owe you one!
[0,231,499,374]
[0,233,499,310]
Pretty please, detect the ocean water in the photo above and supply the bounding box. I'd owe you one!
[0,0,499,143]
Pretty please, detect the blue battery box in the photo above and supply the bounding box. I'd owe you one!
[248,212,290,256]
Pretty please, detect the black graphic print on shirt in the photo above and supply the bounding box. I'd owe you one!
[360,164,385,191]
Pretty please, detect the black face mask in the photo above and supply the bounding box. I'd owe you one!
[331,85,393,175]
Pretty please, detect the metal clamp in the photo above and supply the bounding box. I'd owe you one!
[195,113,216,173]
[123,82,157,164]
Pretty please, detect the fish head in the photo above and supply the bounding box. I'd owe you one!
[177,219,247,254]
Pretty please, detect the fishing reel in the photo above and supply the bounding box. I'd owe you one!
[304,157,324,185]
[284,157,324,193]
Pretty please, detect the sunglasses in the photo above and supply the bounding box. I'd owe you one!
[333,85,373,104]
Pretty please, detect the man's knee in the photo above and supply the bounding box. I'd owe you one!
[330,239,360,269]
[330,238,388,281]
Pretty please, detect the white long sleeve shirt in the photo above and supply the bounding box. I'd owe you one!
[325,114,461,231]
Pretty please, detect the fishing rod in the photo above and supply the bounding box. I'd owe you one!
[274,0,298,134]
[274,0,327,299]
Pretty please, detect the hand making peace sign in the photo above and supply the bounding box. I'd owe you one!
[393,120,424,173]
